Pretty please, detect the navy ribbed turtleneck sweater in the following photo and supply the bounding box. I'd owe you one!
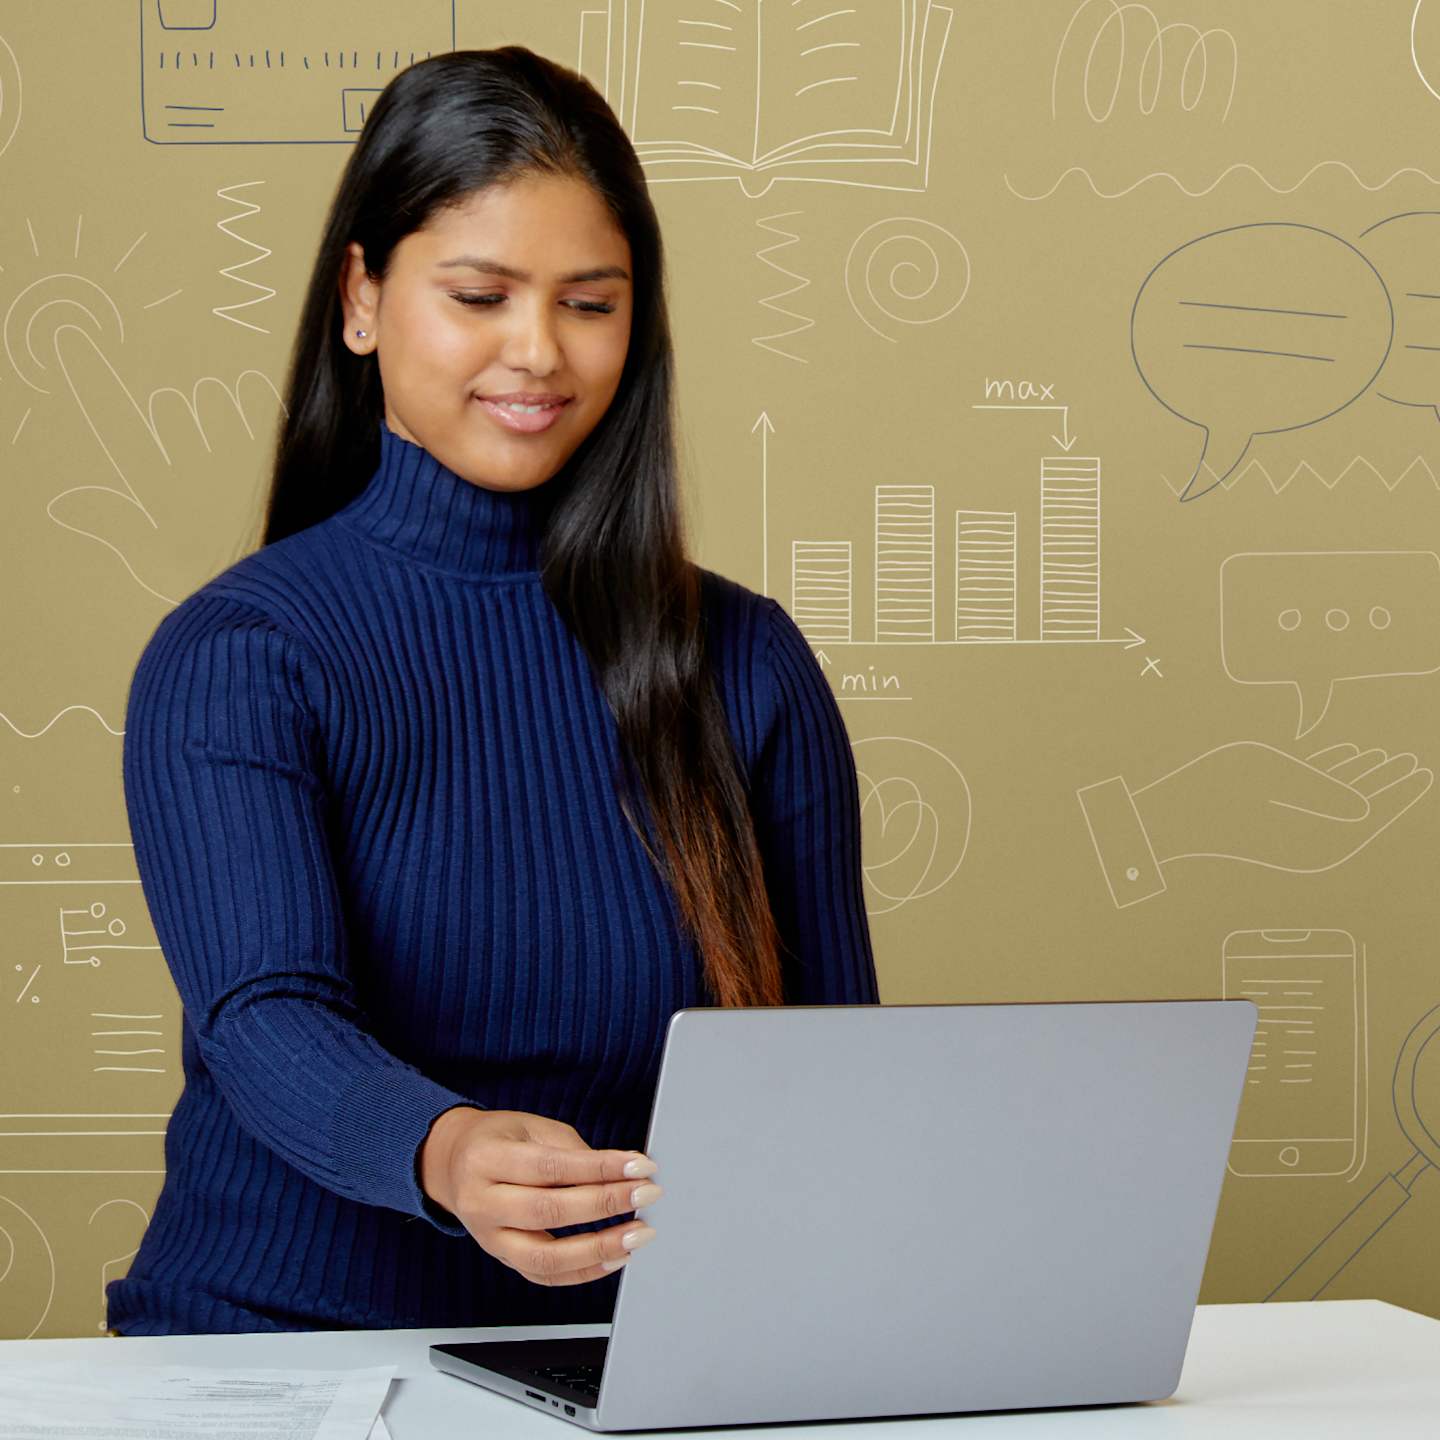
[106,420,879,1336]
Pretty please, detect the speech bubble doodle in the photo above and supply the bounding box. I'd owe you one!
[1356,211,1440,421]
[1132,222,1394,501]
[1221,550,1440,738]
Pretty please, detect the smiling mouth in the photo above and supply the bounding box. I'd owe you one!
[475,395,572,434]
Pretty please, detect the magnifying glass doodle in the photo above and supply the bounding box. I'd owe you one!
[1265,1000,1440,1300]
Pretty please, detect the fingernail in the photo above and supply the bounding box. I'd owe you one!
[601,1257,630,1272]
[622,1226,656,1251]
[623,1156,657,1178]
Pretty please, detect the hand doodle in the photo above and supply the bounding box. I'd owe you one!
[45,323,285,606]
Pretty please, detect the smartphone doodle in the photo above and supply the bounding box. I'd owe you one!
[1222,929,1359,1178]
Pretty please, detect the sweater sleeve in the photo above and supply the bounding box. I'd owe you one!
[751,597,882,1006]
[123,592,477,1237]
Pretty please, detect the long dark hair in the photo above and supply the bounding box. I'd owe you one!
[261,46,785,1008]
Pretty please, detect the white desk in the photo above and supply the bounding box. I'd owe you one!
[2,1301,1436,1436]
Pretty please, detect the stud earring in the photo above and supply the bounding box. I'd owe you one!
[355,329,367,338]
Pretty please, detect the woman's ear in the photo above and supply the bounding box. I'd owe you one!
[338,241,379,354]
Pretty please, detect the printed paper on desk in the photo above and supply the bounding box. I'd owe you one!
[0,1361,397,1438]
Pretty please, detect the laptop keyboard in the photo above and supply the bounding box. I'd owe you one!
[527,1361,603,1400]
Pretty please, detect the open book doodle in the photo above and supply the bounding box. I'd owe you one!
[580,0,956,196]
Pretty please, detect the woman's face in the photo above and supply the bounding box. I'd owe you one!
[340,173,633,493]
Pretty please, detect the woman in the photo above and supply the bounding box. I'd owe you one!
[107,45,878,1336]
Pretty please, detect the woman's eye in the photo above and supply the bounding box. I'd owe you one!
[448,292,614,314]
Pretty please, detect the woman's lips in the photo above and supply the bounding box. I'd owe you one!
[475,395,571,434]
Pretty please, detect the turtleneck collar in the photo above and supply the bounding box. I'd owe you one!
[336,419,548,579]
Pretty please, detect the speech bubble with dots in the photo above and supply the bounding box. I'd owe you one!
[1220,551,1440,738]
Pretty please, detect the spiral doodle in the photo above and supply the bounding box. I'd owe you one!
[854,736,972,915]
[842,218,971,344]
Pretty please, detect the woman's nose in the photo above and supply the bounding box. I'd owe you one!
[502,304,563,369]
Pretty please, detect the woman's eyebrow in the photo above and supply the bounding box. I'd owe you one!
[436,255,630,283]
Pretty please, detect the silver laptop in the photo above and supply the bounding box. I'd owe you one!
[430,999,1257,1431]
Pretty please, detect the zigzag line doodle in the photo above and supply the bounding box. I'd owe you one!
[1161,455,1440,497]
[213,180,275,333]
[751,211,816,364]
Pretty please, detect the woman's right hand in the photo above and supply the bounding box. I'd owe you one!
[419,1106,662,1287]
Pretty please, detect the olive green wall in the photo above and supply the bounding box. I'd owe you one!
[2,1,1438,1338]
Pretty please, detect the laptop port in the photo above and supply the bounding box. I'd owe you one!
[524,1391,546,1402]
[564,1404,576,1416]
